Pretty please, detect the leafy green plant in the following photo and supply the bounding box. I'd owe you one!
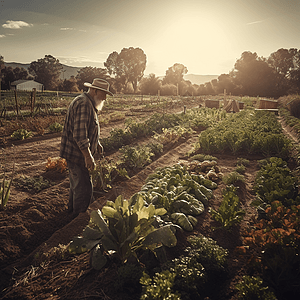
[120,145,154,169]
[91,158,129,191]
[236,276,277,300]
[222,171,245,185]
[68,195,178,270]
[235,164,246,174]
[209,185,245,230]
[14,175,53,193]
[236,157,250,167]
[0,149,15,210]
[187,234,228,271]
[11,128,32,140]
[137,164,217,231]
[140,270,181,300]
[48,122,63,132]
[167,234,228,298]
[254,157,300,206]
[189,153,217,162]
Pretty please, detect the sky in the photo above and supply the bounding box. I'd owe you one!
[0,0,300,76]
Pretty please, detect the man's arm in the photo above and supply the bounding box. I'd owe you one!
[81,147,96,171]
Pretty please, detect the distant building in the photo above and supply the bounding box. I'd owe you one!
[10,80,44,92]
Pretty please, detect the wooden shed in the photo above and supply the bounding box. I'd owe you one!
[10,80,44,92]
[205,99,220,109]
[258,99,278,109]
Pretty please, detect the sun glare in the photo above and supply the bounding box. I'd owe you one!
[147,11,232,74]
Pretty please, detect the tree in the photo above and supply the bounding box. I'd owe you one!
[28,55,62,90]
[138,73,161,95]
[162,63,188,95]
[76,66,109,91]
[58,76,79,92]
[1,66,31,90]
[268,48,300,94]
[215,74,237,95]
[231,51,280,97]
[104,47,147,93]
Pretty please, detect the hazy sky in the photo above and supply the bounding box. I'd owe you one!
[0,0,300,76]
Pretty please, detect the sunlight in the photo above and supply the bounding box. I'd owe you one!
[147,10,234,74]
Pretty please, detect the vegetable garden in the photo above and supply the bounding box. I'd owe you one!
[0,93,300,300]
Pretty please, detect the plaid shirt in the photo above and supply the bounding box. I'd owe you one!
[60,93,100,167]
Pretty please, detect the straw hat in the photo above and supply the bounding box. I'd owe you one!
[84,78,113,96]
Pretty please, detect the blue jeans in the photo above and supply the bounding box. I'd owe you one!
[67,161,93,215]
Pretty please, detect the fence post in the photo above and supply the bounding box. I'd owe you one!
[14,90,19,117]
[32,88,36,114]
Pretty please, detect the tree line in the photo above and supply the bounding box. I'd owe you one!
[1,47,300,98]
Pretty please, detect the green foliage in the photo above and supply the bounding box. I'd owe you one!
[235,164,246,174]
[197,110,291,158]
[236,276,277,300]
[189,153,217,162]
[146,142,163,157]
[222,171,245,185]
[11,128,33,140]
[254,157,300,206]
[167,234,228,298]
[140,270,181,300]
[209,185,245,230]
[48,122,63,132]
[236,157,250,167]
[137,164,217,231]
[68,195,177,270]
[14,175,53,193]
[91,158,129,191]
[187,234,228,271]
[120,145,154,169]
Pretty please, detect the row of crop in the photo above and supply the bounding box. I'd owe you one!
[101,108,227,153]
[66,154,279,299]
[196,109,292,159]
[240,157,300,299]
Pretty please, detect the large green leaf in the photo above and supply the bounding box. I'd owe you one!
[143,225,177,248]
[90,210,116,243]
[68,236,100,254]
[102,206,117,219]
[82,226,103,240]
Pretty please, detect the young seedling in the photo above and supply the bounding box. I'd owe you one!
[0,147,15,210]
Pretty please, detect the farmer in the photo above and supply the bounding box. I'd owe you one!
[60,78,113,217]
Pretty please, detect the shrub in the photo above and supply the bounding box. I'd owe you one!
[140,270,181,300]
[11,128,32,140]
[48,122,63,132]
[236,276,277,300]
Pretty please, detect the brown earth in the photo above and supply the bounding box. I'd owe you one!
[0,107,297,300]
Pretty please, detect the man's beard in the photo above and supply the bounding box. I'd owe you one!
[95,99,105,111]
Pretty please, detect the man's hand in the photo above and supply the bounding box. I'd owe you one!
[81,148,96,171]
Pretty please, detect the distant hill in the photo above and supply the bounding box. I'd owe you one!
[4,62,219,85]
[4,62,80,80]
[184,74,219,85]
[155,74,219,85]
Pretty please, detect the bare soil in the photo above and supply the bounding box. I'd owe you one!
[0,107,297,300]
